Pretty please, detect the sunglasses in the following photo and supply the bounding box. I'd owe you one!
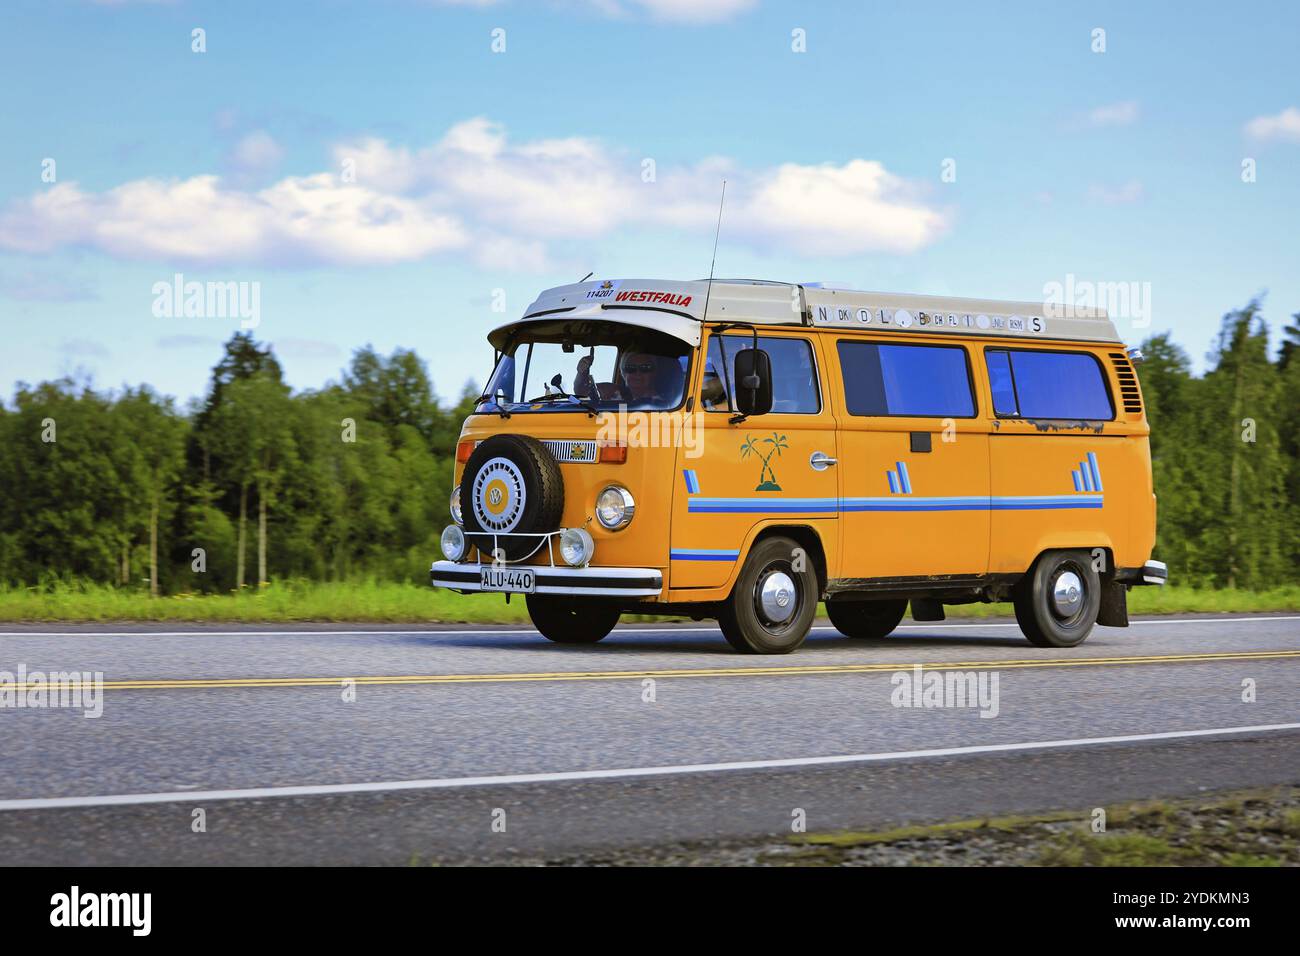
[621,362,655,374]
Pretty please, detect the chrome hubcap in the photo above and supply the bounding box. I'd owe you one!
[758,570,797,624]
[1052,570,1084,617]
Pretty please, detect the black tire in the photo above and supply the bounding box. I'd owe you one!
[717,535,818,654]
[526,596,620,644]
[826,599,908,639]
[1013,549,1101,648]
[460,434,564,561]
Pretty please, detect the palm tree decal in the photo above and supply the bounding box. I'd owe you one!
[741,432,788,491]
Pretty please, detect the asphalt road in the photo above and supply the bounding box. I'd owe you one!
[0,614,1296,864]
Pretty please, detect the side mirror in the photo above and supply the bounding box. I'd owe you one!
[733,348,773,417]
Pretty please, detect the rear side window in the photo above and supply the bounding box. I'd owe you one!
[703,335,821,414]
[986,349,1113,420]
[836,341,975,417]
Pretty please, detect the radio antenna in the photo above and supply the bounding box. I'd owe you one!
[700,179,726,323]
[696,180,728,327]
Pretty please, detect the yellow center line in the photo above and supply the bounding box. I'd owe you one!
[6,649,1297,692]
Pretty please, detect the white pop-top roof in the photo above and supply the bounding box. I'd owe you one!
[489,278,1120,348]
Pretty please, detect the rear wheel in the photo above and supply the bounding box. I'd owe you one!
[717,536,818,654]
[1013,550,1100,648]
[826,599,908,639]
[526,596,620,644]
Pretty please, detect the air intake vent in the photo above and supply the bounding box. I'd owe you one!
[1109,352,1143,414]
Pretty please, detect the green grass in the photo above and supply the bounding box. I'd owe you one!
[0,580,1295,624]
[0,580,533,624]
[784,788,1300,867]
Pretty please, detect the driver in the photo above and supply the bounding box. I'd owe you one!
[620,352,664,405]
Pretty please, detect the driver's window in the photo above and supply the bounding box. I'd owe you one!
[702,334,820,414]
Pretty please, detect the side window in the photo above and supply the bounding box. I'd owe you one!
[836,341,975,417]
[985,350,1018,416]
[702,335,821,414]
[986,349,1113,420]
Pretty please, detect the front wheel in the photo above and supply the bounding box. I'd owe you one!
[1013,550,1100,648]
[827,599,908,639]
[717,536,819,654]
[526,595,620,644]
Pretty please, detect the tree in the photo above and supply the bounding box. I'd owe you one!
[115,387,187,596]
[341,345,439,439]
[1203,300,1286,588]
[207,372,293,587]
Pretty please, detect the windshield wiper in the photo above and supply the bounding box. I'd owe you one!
[521,392,599,418]
[475,391,511,419]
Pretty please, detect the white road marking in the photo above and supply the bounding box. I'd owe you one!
[2,722,1296,812]
[0,616,1295,639]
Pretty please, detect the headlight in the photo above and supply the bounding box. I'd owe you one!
[440,525,466,561]
[450,485,463,525]
[559,527,595,567]
[595,485,635,530]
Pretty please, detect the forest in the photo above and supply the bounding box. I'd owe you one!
[0,299,1295,596]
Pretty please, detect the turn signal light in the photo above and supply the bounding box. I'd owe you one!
[598,442,627,464]
[456,440,475,463]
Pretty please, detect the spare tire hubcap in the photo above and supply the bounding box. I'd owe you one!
[472,458,527,533]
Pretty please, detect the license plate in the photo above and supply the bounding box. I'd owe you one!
[479,567,536,593]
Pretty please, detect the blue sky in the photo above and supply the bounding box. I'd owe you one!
[1,0,1297,405]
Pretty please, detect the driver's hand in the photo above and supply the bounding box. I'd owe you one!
[574,354,595,397]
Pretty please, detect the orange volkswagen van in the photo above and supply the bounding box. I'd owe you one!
[430,279,1166,653]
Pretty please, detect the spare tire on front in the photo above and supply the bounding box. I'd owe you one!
[459,434,565,562]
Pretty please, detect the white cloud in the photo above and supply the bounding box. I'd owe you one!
[1245,106,1300,143]
[0,118,948,268]
[624,0,757,23]
[423,0,757,21]
[0,175,466,266]
[1086,100,1139,127]
[737,160,947,255]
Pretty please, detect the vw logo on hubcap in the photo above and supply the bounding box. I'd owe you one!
[759,570,798,625]
[1052,570,1084,617]
[473,457,527,533]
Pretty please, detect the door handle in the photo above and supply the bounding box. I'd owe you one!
[809,451,837,471]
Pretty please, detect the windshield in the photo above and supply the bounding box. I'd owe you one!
[481,320,692,412]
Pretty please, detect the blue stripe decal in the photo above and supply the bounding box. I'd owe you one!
[682,469,701,495]
[688,498,840,513]
[671,548,739,561]
[688,495,1104,514]
[897,461,912,494]
[1079,461,1093,492]
[1072,470,1083,492]
[1087,452,1103,493]
[887,471,900,495]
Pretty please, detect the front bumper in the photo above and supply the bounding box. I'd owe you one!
[430,560,663,598]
